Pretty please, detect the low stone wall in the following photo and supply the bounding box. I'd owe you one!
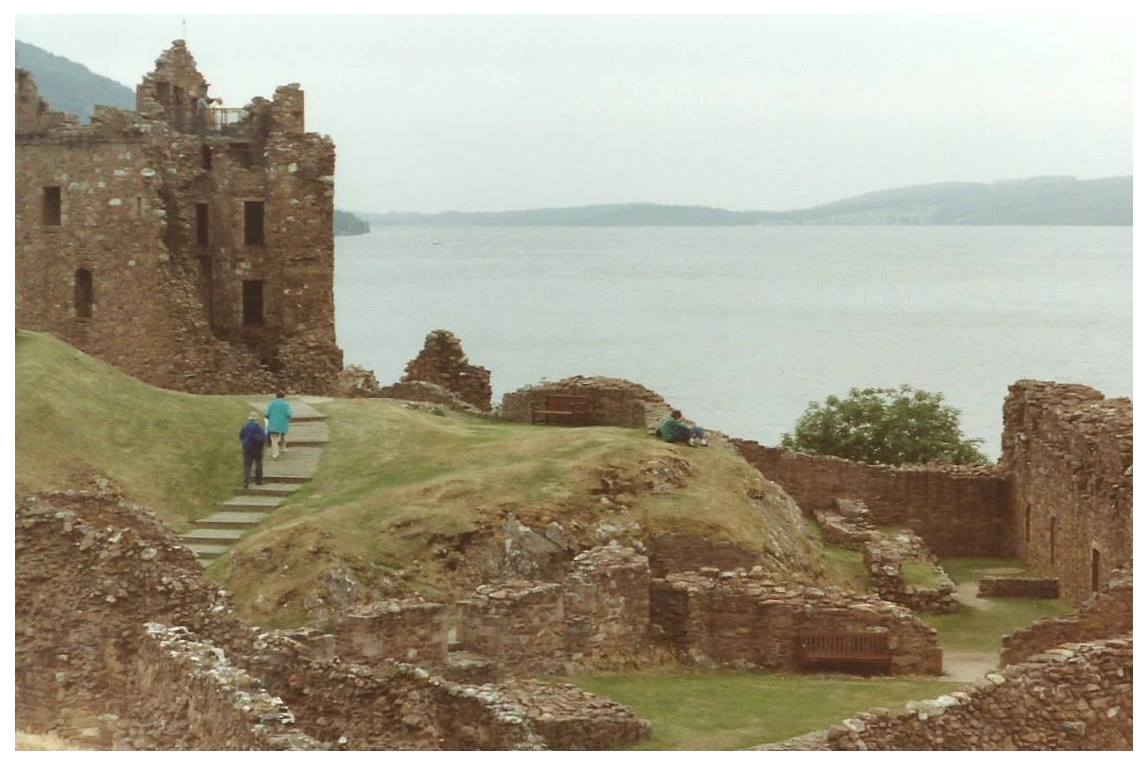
[649,569,942,675]
[563,543,650,668]
[820,637,1132,750]
[501,376,671,429]
[864,529,958,614]
[129,624,322,750]
[489,680,651,750]
[978,576,1060,599]
[999,569,1132,667]
[337,598,448,668]
[733,440,1010,556]
[376,380,482,413]
[457,582,566,675]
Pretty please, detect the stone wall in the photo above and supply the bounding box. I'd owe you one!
[501,376,672,429]
[1000,381,1132,605]
[563,543,651,668]
[649,569,942,675]
[337,598,448,668]
[978,576,1060,599]
[125,624,322,750]
[457,582,566,675]
[14,490,648,750]
[820,637,1132,750]
[15,40,343,395]
[395,330,492,411]
[999,568,1132,667]
[863,528,958,614]
[733,440,1010,556]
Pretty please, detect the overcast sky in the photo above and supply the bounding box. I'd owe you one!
[14,14,1132,213]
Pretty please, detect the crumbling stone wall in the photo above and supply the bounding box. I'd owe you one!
[820,637,1132,750]
[125,624,322,750]
[649,569,942,675]
[15,40,343,394]
[733,440,1010,556]
[999,568,1132,667]
[1000,381,1132,605]
[337,599,448,668]
[390,330,492,411]
[501,375,672,429]
[15,490,647,750]
[457,582,566,674]
[563,544,651,668]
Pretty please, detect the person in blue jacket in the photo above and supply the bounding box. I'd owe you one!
[239,413,266,489]
[265,391,293,459]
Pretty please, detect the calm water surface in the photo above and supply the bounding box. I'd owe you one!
[334,226,1131,459]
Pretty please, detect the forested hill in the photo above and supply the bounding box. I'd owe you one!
[16,40,136,121]
[366,176,1131,226]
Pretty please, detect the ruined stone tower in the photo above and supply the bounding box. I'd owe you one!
[15,41,343,393]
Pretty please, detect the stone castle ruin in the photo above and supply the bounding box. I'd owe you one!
[15,41,343,393]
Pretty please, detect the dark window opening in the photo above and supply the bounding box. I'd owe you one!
[42,186,61,225]
[74,269,93,318]
[1049,516,1057,565]
[196,203,209,245]
[155,81,171,101]
[244,201,265,246]
[1091,548,1101,592]
[229,142,253,169]
[1024,504,1031,543]
[242,280,264,326]
[198,256,214,327]
[201,145,213,170]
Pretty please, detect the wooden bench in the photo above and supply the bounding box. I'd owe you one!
[531,394,594,427]
[795,632,892,674]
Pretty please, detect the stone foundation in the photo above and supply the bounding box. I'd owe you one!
[337,598,448,668]
[501,376,671,429]
[978,576,1060,599]
[863,528,958,614]
[999,568,1132,667]
[563,543,651,668]
[457,582,565,675]
[649,569,942,675]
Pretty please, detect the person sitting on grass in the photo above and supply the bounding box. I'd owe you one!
[659,409,709,447]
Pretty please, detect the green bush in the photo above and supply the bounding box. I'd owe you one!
[781,385,987,466]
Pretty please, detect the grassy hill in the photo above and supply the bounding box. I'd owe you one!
[15,331,846,628]
[15,331,249,526]
[216,397,837,626]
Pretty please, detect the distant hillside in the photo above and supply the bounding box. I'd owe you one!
[367,176,1131,227]
[334,210,370,236]
[15,40,136,121]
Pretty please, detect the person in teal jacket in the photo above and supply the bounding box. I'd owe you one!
[265,391,293,459]
[659,409,709,447]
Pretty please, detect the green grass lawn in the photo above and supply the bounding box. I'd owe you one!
[15,331,250,529]
[921,557,1073,653]
[560,670,959,750]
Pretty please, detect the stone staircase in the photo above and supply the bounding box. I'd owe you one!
[181,399,329,563]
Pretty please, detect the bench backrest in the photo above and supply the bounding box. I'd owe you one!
[796,632,890,659]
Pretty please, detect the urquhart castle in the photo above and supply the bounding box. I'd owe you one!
[16,40,342,393]
[14,42,1133,751]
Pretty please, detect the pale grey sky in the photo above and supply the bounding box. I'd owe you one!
[14,14,1132,213]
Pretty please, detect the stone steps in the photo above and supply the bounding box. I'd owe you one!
[196,511,271,529]
[181,399,326,563]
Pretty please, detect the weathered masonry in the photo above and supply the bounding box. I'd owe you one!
[15,41,342,393]
[735,381,1133,608]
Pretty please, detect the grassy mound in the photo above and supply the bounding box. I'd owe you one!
[213,398,832,626]
[15,331,249,528]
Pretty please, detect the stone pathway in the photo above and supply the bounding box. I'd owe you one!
[180,398,329,563]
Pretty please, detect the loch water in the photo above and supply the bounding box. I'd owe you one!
[335,225,1131,459]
